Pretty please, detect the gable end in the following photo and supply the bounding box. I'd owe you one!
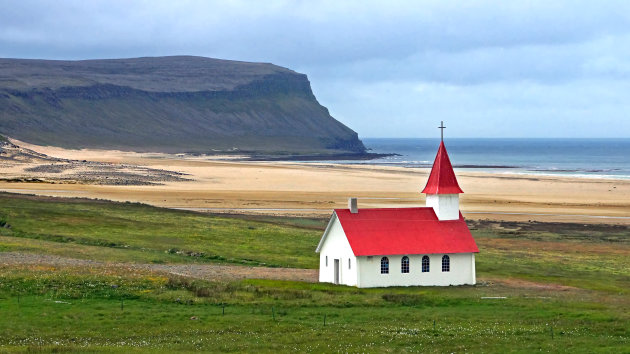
[315,211,338,253]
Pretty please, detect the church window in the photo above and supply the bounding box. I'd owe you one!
[442,255,450,272]
[380,257,389,274]
[325,256,328,267]
[348,258,351,269]
[422,256,430,272]
[401,256,409,273]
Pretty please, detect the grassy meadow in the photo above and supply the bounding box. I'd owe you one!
[0,192,628,352]
[0,193,319,268]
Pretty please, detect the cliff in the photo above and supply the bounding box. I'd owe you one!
[0,56,366,155]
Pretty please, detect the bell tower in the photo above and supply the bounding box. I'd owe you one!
[421,122,463,221]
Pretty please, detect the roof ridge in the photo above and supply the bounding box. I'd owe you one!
[334,206,433,211]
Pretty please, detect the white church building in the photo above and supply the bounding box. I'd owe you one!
[316,136,479,288]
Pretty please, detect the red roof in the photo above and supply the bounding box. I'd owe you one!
[421,141,464,194]
[333,207,478,256]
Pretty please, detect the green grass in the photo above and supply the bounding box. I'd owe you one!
[0,193,320,268]
[0,269,630,352]
[471,221,630,293]
[0,193,628,352]
[0,267,627,353]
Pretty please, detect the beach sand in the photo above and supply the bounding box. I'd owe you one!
[2,139,630,224]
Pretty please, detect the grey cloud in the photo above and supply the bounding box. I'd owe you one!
[3,1,630,63]
[314,79,630,138]
[1,0,630,137]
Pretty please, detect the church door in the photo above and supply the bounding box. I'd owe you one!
[334,259,340,284]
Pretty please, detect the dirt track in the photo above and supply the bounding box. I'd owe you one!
[1,252,587,293]
[0,252,318,283]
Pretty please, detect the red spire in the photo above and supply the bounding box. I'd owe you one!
[421,141,464,194]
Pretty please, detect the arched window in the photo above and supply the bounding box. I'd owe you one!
[422,255,430,272]
[380,257,389,274]
[442,255,450,272]
[325,256,328,267]
[401,256,409,273]
[348,258,351,269]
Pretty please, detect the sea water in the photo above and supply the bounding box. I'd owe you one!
[335,138,630,180]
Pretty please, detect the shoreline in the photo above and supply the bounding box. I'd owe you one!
[10,137,630,180]
[286,161,630,180]
[240,151,398,161]
[1,139,629,225]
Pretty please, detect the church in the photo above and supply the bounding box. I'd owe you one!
[316,127,478,287]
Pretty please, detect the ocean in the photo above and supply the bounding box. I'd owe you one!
[335,138,630,180]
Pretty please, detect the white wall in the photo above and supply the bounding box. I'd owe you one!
[426,194,460,220]
[471,253,476,284]
[356,253,475,288]
[318,214,358,286]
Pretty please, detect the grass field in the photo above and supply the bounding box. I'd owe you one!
[0,193,321,268]
[0,193,628,352]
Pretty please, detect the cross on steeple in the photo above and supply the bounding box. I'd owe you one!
[438,121,446,142]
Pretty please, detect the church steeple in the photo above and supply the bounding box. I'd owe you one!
[421,141,464,195]
[422,123,463,220]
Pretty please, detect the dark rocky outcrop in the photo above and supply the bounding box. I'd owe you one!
[0,56,366,155]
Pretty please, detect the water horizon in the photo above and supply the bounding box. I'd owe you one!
[327,138,630,180]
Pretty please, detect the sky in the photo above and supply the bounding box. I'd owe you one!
[1,0,630,138]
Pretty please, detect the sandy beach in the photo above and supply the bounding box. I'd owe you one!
[2,139,629,225]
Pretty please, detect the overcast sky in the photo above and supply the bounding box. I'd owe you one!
[2,0,630,138]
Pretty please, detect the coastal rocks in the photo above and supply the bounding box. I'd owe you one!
[0,139,191,186]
